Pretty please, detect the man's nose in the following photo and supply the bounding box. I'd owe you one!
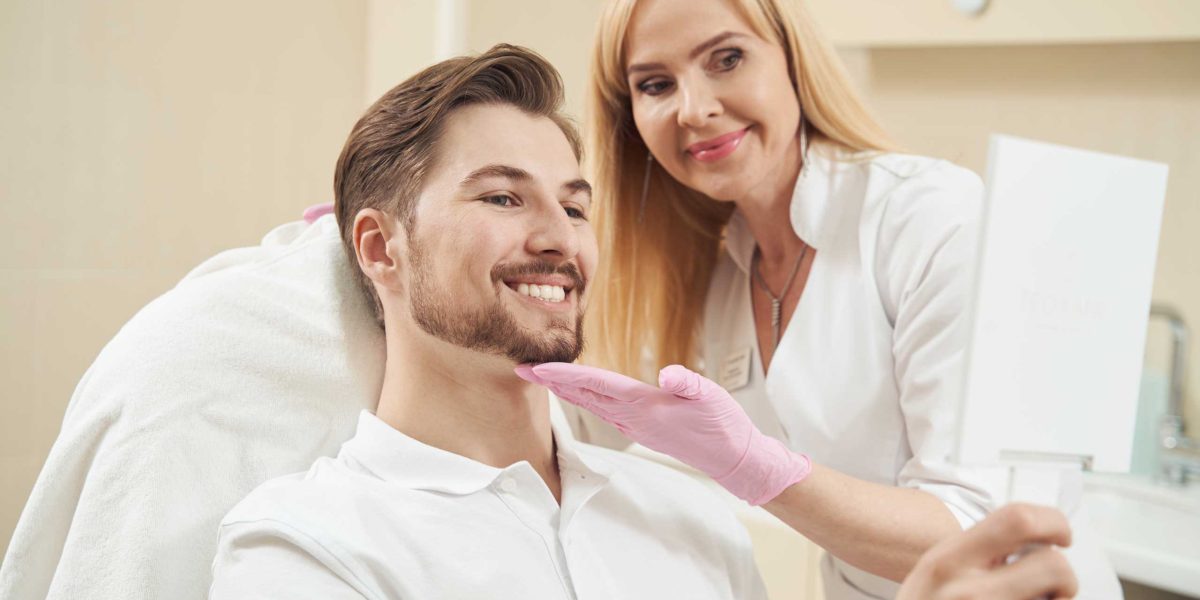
[677,78,723,129]
[526,203,580,261]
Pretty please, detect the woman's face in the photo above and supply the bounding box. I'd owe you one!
[624,0,802,202]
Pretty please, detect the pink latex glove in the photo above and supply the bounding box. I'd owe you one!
[516,362,811,506]
[302,202,335,224]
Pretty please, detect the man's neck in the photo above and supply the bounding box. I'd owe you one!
[373,324,561,502]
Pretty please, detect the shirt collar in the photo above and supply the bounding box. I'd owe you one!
[723,141,862,274]
[341,410,612,495]
[553,419,615,484]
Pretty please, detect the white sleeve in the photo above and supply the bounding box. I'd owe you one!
[209,519,377,600]
[874,161,997,529]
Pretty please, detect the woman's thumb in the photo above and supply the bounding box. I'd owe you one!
[658,364,721,399]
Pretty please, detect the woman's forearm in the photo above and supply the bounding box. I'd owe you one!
[762,463,962,582]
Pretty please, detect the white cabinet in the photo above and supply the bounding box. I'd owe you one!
[805,0,1200,46]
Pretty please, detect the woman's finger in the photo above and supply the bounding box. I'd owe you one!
[977,546,1078,600]
[953,504,1073,569]
[517,364,634,426]
[531,362,656,403]
[513,364,548,385]
[545,383,627,427]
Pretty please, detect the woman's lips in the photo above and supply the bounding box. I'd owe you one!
[686,127,750,163]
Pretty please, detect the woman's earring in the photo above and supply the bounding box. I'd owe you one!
[639,152,653,225]
[799,107,810,158]
[798,109,810,179]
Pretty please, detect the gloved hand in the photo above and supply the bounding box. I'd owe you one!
[516,362,811,506]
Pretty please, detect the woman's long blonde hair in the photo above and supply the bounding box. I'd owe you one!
[584,0,897,379]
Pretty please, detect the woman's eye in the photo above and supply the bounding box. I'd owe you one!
[712,49,742,71]
[564,206,587,220]
[637,79,672,96]
[482,194,515,207]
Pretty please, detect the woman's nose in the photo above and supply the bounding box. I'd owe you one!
[676,79,723,129]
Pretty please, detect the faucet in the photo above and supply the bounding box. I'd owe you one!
[1151,304,1200,485]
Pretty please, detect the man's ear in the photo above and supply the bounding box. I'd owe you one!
[353,208,405,294]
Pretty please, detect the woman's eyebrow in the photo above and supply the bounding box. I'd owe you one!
[626,31,748,76]
[687,31,746,60]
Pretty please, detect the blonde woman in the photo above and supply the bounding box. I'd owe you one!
[519,0,1121,598]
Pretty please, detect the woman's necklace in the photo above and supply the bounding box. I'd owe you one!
[751,243,809,350]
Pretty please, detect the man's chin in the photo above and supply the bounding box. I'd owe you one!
[504,326,582,365]
[508,338,581,365]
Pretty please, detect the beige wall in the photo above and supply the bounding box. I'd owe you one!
[0,0,367,557]
[366,0,438,102]
[466,0,603,122]
[806,0,1200,46]
[363,0,601,120]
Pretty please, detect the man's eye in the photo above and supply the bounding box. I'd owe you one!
[482,194,515,207]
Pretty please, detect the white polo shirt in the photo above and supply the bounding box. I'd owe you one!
[209,410,767,600]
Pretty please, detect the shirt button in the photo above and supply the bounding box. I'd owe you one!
[499,477,517,493]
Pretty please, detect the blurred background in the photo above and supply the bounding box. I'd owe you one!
[2,0,1197,597]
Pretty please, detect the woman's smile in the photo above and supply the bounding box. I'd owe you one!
[686,126,750,162]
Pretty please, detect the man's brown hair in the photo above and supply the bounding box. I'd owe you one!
[333,44,582,325]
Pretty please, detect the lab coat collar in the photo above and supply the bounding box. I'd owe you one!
[724,140,861,274]
[342,410,611,496]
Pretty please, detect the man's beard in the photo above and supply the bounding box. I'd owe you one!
[406,237,585,364]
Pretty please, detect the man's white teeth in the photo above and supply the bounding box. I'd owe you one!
[515,283,566,303]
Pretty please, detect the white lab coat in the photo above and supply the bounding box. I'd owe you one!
[700,142,1119,599]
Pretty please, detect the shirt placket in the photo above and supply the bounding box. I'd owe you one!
[556,460,617,600]
[494,464,577,600]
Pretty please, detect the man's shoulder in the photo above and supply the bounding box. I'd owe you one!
[576,443,743,523]
[219,456,372,531]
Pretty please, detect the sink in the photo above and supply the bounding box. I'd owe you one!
[1083,473,1200,597]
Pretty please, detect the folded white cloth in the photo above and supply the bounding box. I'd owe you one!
[0,215,386,600]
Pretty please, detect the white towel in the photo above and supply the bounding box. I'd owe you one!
[0,215,385,600]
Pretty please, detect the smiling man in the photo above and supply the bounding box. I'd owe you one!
[207,45,767,599]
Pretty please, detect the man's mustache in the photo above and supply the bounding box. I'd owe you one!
[492,261,586,296]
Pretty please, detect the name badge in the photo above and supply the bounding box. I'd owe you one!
[720,346,753,391]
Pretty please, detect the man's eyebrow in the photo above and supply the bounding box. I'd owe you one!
[459,164,532,188]
[563,178,592,197]
[626,31,748,76]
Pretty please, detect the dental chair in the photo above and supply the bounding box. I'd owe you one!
[0,214,388,599]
